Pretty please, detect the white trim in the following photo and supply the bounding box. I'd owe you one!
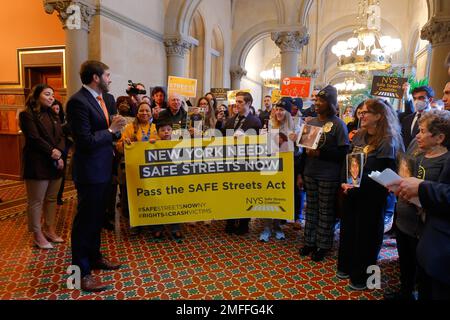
[210,48,220,57]
[415,44,429,59]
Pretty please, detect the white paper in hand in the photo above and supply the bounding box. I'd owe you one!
[368,168,421,207]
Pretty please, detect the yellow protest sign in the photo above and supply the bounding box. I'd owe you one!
[227,89,251,105]
[124,136,294,227]
[271,89,281,104]
[167,76,197,98]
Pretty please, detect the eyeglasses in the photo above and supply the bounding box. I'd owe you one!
[359,111,374,117]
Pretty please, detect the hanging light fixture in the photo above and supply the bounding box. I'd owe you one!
[260,61,281,88]
[331,0,401,72]
[335,78,367,93]
[335,78,367,102]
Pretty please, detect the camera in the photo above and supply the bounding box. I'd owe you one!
[126,80,146,96]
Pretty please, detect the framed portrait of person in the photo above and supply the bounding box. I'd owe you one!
[346,153,364,187]
[296,124,323,149]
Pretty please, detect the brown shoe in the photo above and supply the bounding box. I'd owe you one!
[91,257,122,270]
[81,275,108,292]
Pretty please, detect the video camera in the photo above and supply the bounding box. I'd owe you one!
[126,80,146,96]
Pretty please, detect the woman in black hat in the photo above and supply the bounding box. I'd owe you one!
[298,85,350,262]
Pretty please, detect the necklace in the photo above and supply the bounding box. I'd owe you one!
[139,124,151,141]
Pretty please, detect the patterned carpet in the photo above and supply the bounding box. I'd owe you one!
[0,179,400,300]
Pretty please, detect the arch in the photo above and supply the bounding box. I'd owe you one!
[275,0,286,24]
[230,20,305,70]
[427,0,434,20]
[211,25,224,88]
[299,0,315,26]
[164,0,202,38]
[187,9,205,99]
[408,27,421,65]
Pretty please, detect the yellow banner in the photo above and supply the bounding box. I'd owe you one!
[124,136,294,227]
[167,76,197,98]
[271,89,281,104]
[227,89,251,105]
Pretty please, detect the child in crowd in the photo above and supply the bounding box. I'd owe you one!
[150,120,183,240]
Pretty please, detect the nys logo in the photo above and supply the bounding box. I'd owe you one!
[245,197,285,212]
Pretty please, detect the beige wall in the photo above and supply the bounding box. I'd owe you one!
[100,0,165,33]
[97,0,167,97]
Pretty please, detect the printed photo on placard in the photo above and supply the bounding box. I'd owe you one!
[346,153,364,187]
[188,106,205,130]
[397,153,416,178]
[297,124,323,149]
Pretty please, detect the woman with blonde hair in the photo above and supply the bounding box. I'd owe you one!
[19,84,66,249]
[338,98,404,290]
[259,97,300,242]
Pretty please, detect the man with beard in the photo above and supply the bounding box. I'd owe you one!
[259,95,272,129]
[66,60,126,292]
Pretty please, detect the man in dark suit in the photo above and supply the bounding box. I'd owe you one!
[66,60,126,292]
[219,91,262,235]
[400,86,434,150]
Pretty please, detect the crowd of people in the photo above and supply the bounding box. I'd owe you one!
[18,58,450,298]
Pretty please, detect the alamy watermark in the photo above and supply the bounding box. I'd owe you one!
[65,4,81,30]
[66,265,81,289]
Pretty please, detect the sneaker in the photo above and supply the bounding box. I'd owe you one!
[259,229,271,242]
[275,230,285,240]
[348,281,367,291]
[336,270,350,279]
[384,214,394,233]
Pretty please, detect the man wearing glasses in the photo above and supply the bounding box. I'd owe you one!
[400,86,434,150]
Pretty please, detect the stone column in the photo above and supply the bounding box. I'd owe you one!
[271,30,310,80]
[44,1,96,98]
[421,17,450,95]
[164,37,192,78]
[230,66,247,90]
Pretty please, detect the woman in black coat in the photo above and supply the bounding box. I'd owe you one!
[19,84,65,249]
[338,99,403,290]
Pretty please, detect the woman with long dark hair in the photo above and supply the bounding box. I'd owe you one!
[338,98,404,290]
[19,84,65,249]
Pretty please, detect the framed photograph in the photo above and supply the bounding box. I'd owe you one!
[297,124,323,149]
[346,153,364,187]
[188,106,205,130]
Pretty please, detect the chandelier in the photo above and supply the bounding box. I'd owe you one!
[331,0,401,72]
[335,78,367,93]
[260,62,281,88]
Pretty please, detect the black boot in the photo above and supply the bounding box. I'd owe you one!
[311,248,328,262]
[299,245,316,256]
[235,219,250,235]
[225,220,236,234]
